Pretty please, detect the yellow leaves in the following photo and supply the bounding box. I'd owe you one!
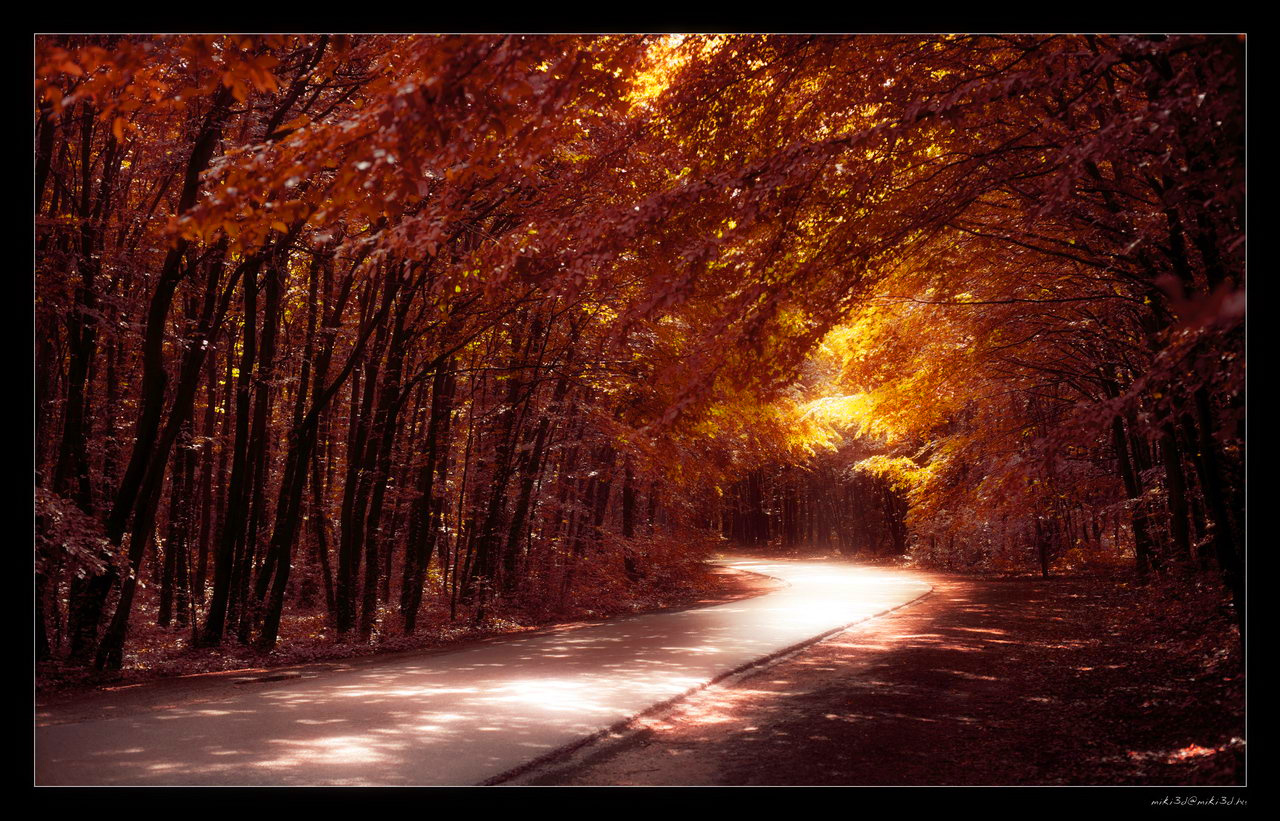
[787,393,874,456]
[626,35,694,111]
[798,393,873,431]
[855,454,927,492]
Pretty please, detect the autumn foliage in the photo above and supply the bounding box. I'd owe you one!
[34,35,1243,673]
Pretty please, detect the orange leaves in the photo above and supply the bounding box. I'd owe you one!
[35,42,111,81]
[35,37,211,124]
[51,51,84,77]
[219,70,250,102]
[36,35,287,125]
[171,35,657,267]
[279,114,312,133]
[218,52,281,101]
[40,83,63,108]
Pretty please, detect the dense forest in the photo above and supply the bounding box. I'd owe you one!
[34,35,1244,675]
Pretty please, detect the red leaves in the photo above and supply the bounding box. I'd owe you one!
[1155,276,1245,332]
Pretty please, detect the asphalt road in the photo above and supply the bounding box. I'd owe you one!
[36,557,931,786]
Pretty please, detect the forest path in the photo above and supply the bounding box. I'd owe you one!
[35,557,931,786]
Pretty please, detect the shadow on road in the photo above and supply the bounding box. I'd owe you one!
[518,576,1244,786]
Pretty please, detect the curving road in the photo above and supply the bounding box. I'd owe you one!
[36,557,931,786]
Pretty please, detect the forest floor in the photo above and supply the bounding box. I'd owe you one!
[36,557,782,701]
[509,559,1246,786]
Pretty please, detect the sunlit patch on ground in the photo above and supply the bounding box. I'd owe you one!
[262,734,398,767]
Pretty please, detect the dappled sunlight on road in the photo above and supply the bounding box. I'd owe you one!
[37,558,931,786]
[266,734,396,766]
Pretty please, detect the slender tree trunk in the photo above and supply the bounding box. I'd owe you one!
[201,262,261,647]
[402,364,456,634]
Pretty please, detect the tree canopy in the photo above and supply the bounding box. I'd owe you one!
[35,34,1243,672]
